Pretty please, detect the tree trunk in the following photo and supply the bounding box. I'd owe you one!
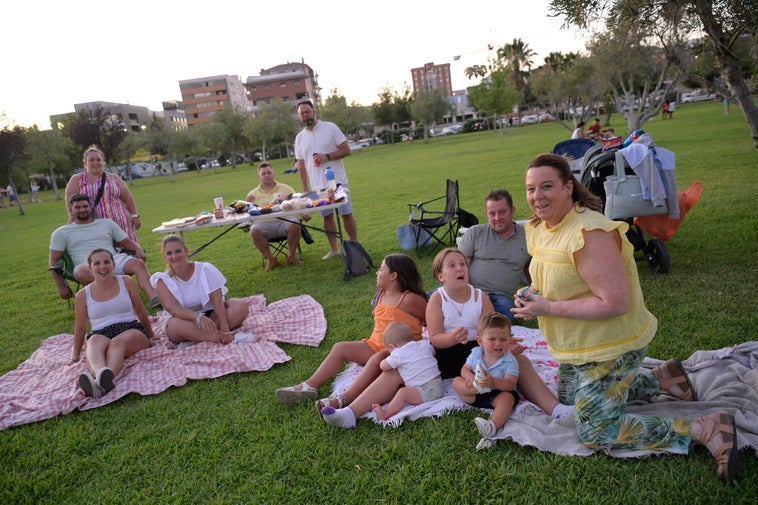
[696,3,758,153]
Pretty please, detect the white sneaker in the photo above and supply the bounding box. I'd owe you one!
[473,363,491,394]
[474,417,497,438]
[275,382,318,404]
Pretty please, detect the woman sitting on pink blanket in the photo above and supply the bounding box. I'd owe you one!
[150,235,249,345]
[73,248,155,397]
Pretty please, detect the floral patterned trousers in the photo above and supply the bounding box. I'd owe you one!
[558,346,691,454]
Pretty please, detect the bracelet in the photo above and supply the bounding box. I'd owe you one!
[131,213,140,219]
[196,312,204,327]
[70,355,80,362]
[326,153,331,161]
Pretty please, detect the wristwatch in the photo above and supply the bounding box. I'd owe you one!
[131,213,140,218]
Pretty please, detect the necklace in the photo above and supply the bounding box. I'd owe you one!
[447,289,468,317]
[449,298,464,317]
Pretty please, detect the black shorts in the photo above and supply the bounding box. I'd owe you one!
[88,320,148,340]
[471,389,520,410]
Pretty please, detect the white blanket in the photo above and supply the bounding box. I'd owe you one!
[331,326,758,457]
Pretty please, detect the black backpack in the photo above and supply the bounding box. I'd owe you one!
[456,208,479,228]
[342,240,374,281]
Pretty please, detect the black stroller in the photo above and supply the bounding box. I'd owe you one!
[577,144,671,274]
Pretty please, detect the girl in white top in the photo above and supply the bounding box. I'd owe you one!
[151,235,249,344]
[427,248,493,379]
[427,248,574,420]
[73,248,154,397]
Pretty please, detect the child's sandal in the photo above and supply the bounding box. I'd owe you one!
[315,394,345,415]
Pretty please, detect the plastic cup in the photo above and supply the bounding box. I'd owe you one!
[213,197,224,209]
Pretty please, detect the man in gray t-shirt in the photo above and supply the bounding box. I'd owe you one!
[458,189,530,320]
[49,193,156,303]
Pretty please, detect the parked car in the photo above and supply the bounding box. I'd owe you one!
[521,114,539,124]
[681,90,718,103]
[441,124,463,135]
[200,160,221,169]
[539,113,555,123]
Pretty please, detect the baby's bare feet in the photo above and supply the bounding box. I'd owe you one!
[371,403,388,420]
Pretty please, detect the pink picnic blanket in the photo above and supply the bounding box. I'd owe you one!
[0,294,326,431]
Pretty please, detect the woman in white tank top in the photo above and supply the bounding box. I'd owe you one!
[72,248,154,398]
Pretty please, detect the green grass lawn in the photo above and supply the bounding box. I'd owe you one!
[1,101,756,504]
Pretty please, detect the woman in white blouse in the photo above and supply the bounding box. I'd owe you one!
[151,235,249,344]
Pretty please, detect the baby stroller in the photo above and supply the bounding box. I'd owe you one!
[578,143,671,274]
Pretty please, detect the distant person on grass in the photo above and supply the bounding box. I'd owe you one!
[587,118,603,139]
[457,189,530,321]
[72,248,154,398]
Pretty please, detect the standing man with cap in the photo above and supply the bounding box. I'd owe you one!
[294,99,358,260]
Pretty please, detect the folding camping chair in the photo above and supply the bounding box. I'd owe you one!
[261,236,302,267]
[49,251,80,308]
[407,179,460,257]
[240,220,312,267]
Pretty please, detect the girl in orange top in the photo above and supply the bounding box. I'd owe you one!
[275,254,427,409]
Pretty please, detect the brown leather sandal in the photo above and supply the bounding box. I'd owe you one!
[652,358,697,401]
[693,413,739,483]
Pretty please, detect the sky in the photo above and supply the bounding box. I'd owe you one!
[2,0,589,129]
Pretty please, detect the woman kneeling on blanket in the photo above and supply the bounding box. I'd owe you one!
[512,153,737,483]
[275,254,428,408]
[151,235,249,345]
[319,247,574,429]
[73,248,155,397]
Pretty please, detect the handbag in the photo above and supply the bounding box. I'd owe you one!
[397,224,432,251]
[92,173,107,209]
[603,151,667,220]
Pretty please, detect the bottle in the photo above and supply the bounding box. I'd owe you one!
[473,363,492,394]
[325,166,336,191]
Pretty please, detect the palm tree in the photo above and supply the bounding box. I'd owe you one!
[497,38,536,93]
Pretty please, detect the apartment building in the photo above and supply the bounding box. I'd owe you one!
[179,74,248,126]
[156,100,188,131]
[245,60,320,114]
[410,62,453,96]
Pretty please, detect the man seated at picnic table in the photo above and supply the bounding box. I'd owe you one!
[49,193,159,307]
[457,189,530,321]
[245,162,309,271]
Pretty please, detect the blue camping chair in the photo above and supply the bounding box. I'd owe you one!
[552,138,597,174]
